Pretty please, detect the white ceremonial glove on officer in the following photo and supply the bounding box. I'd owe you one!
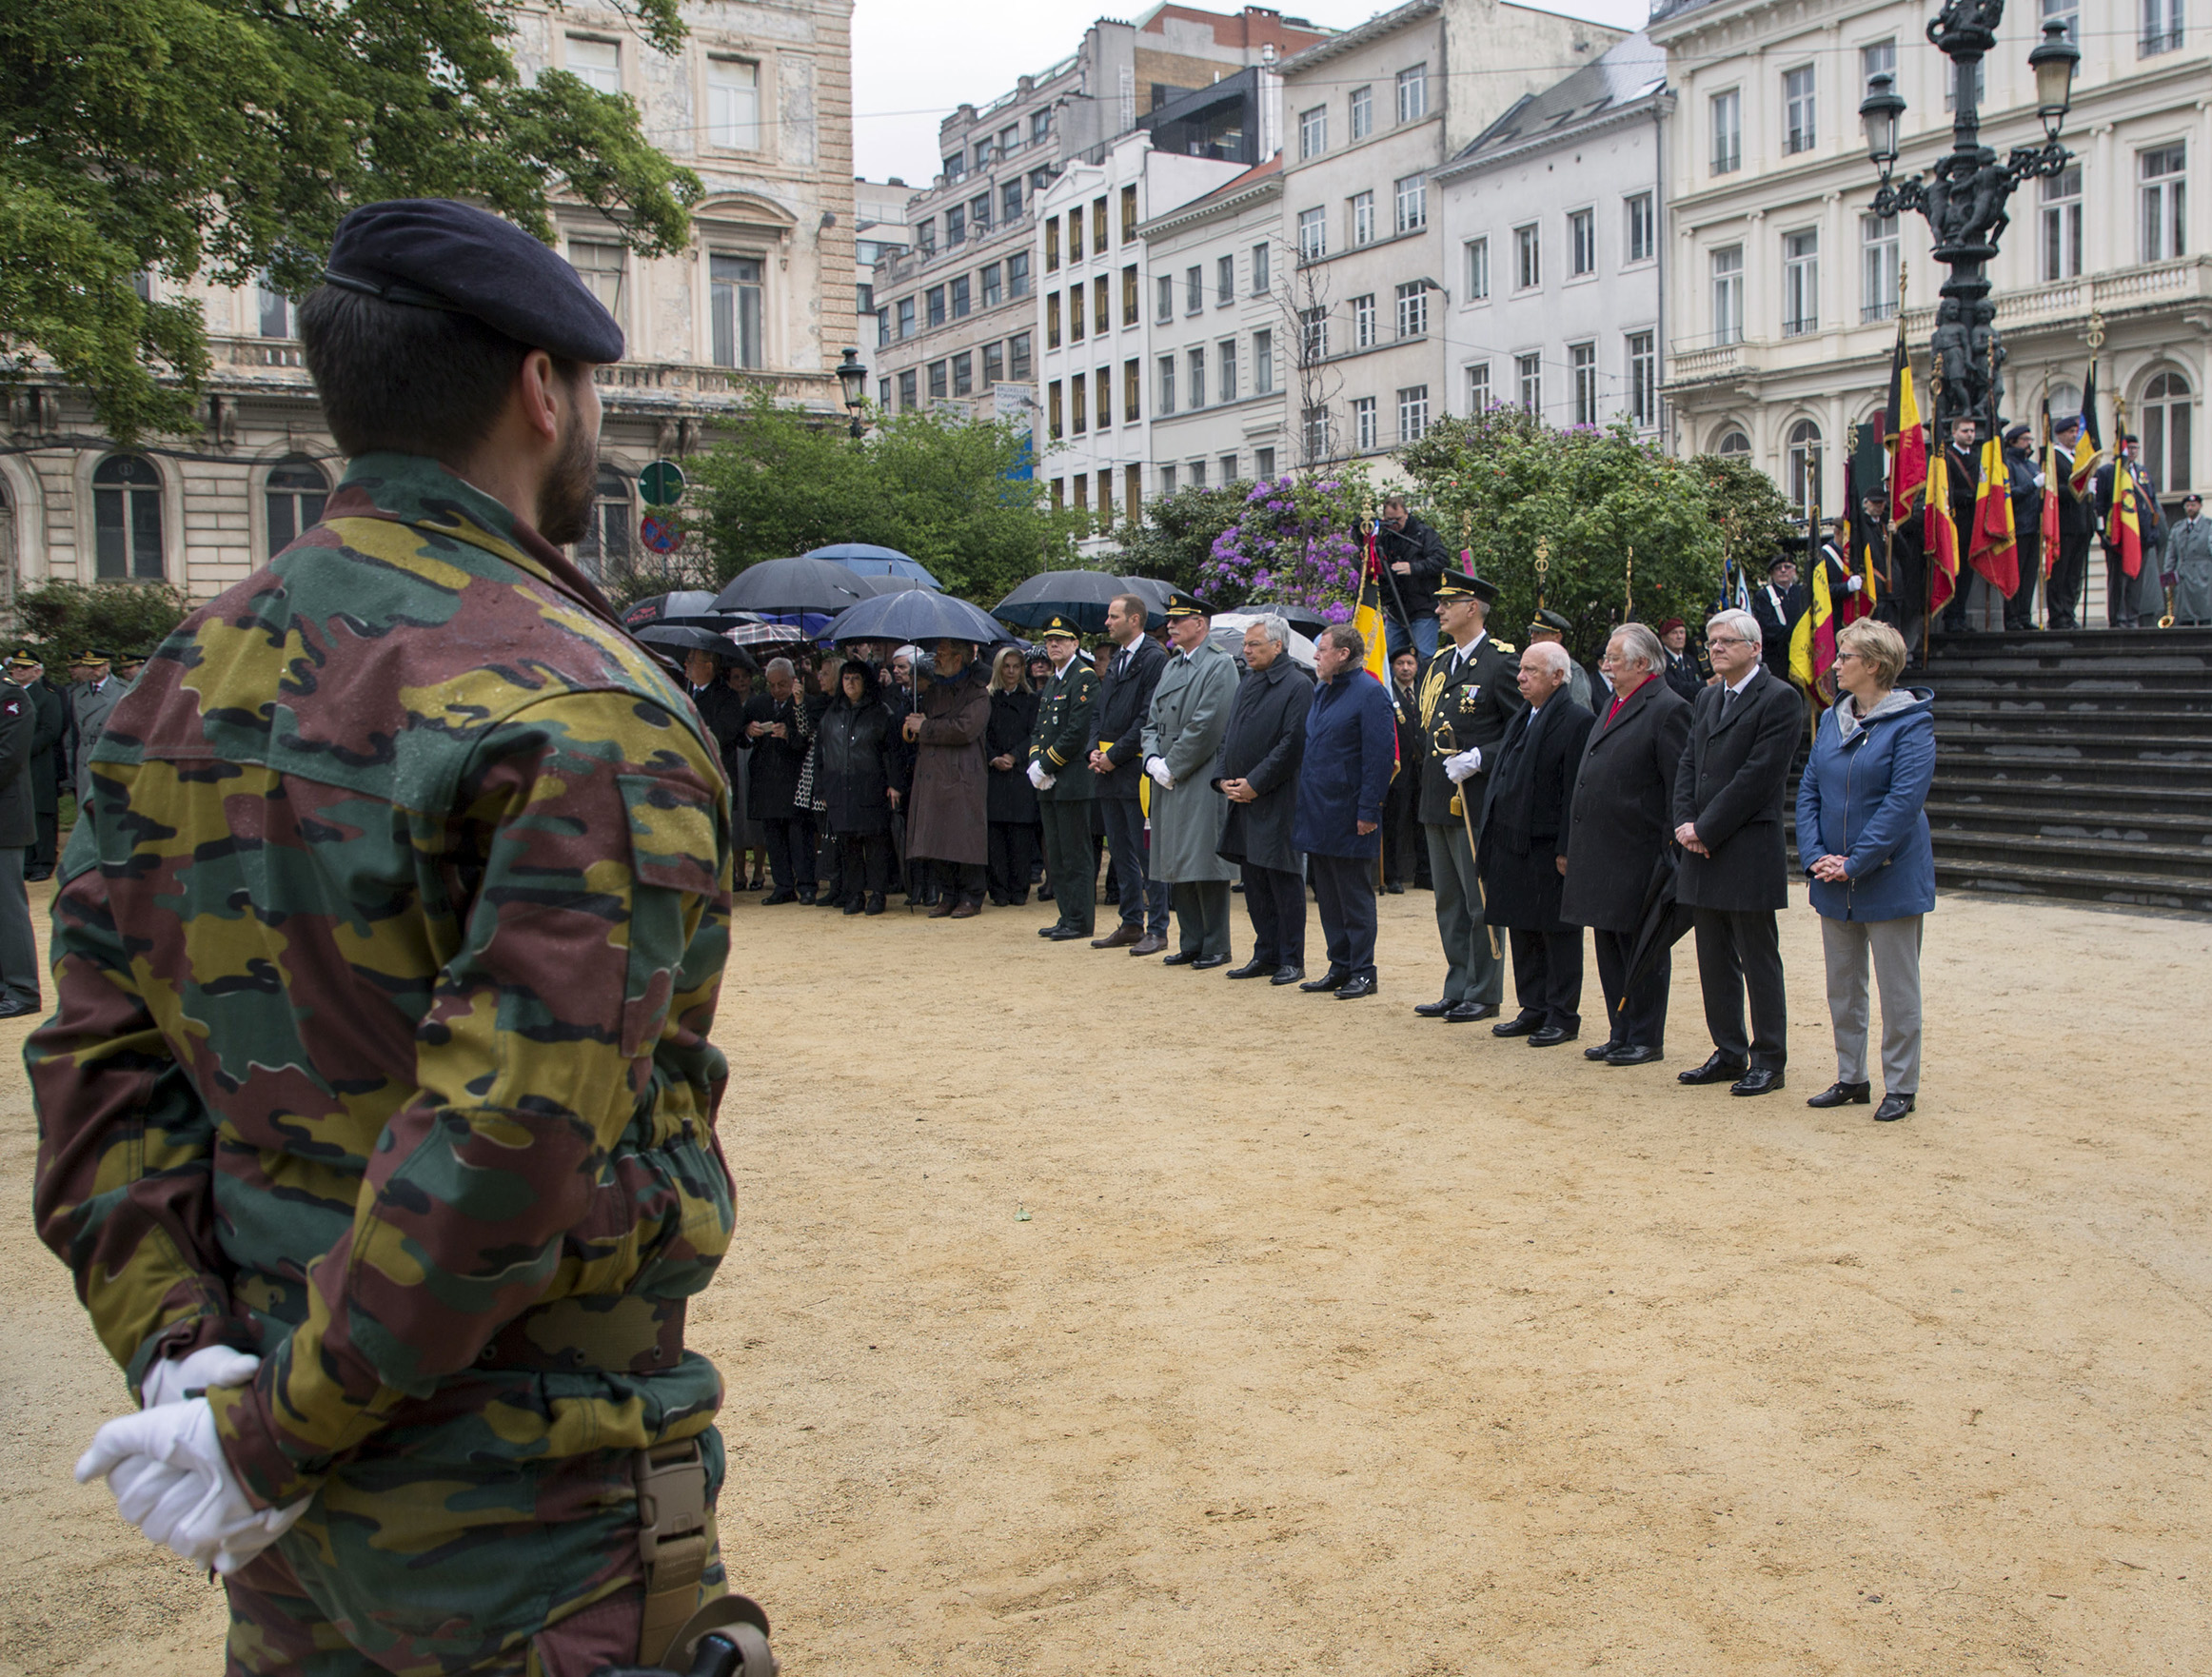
[1145,758,1174,790]
[109,1345,265,1519]
[1027,760,1053,791]
[1846,575,1864,594]
[78,1392,309,1574]
[1444,747,1483,783]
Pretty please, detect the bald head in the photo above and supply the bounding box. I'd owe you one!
[1522,641,1570,679]
[1516,638,1570,707]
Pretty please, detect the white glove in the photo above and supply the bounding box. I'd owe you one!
[1444,747,1483,783]
[1146,758,1174,790]
[1846,575,1864,593]
[1026,760,1052,791]
[77,1397,309,1574]
[141,1345,263,1410]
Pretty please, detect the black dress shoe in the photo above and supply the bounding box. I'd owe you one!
[1271,965,1306,985]
[798,892,818,906]
[0,998,38,1018]
[842,898,864,916]
[1729,1068,1786,1097]
[864,895,886,916]
[1045,926,1088,940]
[1162,950,1199,966]
[1300,969,1349,993]
[1607,1045,1664,1067]
[1445,1000,1499,1023]
[1412,997,1454,1017]
[1529,1025,1578,1048]
[1807,1080,1871,1109]
[1585,1042,1620,1061]
[1192,954,1231,971]
[1491,1013,1544,1037]
[1678,1051,1749,1086]
[760,889,797,905]
[1224,958,1274,978]
[1873,1093,1916,1122]
[1385,882,1405,895]
[1037,923,1062,937]
[1333,974,1378,999]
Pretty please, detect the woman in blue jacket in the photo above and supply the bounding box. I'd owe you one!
[1293,622,1399,999]
[1796,618,1936,1122]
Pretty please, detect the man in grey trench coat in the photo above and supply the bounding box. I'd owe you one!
[1141,592,1239,967]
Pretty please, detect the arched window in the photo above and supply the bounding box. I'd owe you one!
[576,466,634,581]
[266,457,328,556]
[2047,382,2084,426]
[1787,419,1824,513]
[2141,370,2192,492]
[93,455,165,580]
[1714,426,1751,458]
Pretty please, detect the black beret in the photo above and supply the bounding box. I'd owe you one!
[323,198,625,364]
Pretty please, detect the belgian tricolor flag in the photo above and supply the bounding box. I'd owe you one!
[1970,430,2020,598]
[1885,321,1928,530]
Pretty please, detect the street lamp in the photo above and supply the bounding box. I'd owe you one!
[835,346,868,438]
[1859,2,2084,433]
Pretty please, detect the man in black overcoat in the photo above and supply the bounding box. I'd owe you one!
[742,656,816,904]
[1476,641,1594,1046]
[5,651,66,880]
[1088,591,1171,953]
[1670,608,1803,1095]
[1748,558,1803,681]
[1214,616,1312,983]
[1382,649,1426,892]
[1560,623,1690,1065]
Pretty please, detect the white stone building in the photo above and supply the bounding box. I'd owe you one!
[1435,32,1669,437]
[1650,0,2206,525]
[0,0,859,604]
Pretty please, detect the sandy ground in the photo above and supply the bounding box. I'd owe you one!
[5,877,2210,1676]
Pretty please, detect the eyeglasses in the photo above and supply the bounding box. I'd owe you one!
[1706,635,1750,648]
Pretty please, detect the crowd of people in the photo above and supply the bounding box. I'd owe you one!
[689,578,1938,1126]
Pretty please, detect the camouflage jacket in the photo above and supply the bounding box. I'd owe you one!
[30,454,735,1509]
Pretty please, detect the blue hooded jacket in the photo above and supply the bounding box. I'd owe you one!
[1794,685,1937,921]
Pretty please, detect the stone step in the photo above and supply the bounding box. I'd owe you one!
[1933,713,2212,742]
[1932,685,2212,712]
[1929,773,2212,820]
[1930,828,2212,884]
[1931,736,2212,770]
[1924,799,2212,845]
[1932,854,2212,916]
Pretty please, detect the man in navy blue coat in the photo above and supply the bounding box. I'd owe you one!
[1293,623,1398,1000]
[1087,592,1172,953]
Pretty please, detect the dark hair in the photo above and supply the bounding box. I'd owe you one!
[299,286,578,460]
[1321,621,1365,663]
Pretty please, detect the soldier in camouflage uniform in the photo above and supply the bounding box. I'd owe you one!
[33,201,741,1676]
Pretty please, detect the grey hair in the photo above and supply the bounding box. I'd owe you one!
[764,657,795,680]
[1248,613,1289,649]
[1610,623,1665,675]
[1707,606,1762,648]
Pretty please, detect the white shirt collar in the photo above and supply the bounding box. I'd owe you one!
[1725,664,1761,698]
[1452,630,1488,665]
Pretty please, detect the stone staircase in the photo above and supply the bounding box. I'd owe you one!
[1918,626,2212,915]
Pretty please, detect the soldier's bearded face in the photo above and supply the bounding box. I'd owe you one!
[537,371,602,546]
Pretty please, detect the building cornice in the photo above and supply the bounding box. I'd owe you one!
[1277,0,1439,78]
[1139,175,1283,240]
[1435,90,1669,181]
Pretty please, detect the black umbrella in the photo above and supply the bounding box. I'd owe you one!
[994,569,1156,633]
[1272,603,1331,641]
[850,573,935,598]
[636,624,759,669]
[824,591,1005,647]
[1117,576,1177,621]
[1621,847,1696,1007]
[622,590,722,630]
[711,557,867,616]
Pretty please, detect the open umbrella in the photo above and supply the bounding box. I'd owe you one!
[637,624,760,669]
[711,557,867,616]
[1208,613,1318,671]
[850,573,935,598]
[622,590,722,630]
[994,570,1157,633]
[802,543,941,586]
[824,591,1006,647]
[725,621,807,650]
[1118,575,1177,620]
[1273,603,1332,642]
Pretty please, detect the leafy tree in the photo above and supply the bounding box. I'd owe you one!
[13,580,191,667]
[1686,453,1798,585]
[690,393,1093,606]
[3,0,701,442]
[1104,482,1253,594]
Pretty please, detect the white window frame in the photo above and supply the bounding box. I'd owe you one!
[1299,106,1329,160]
[1627,330,1656,428]
[1711,89,1742,176]
[1350,86,1373,141]
[1467,362,1492,412]
[1862,213,1900,322]
[1352,190,1376,247]
[1397,385,1430,444]
[2140,144,2187,261]
[1569,342,1597,426]
[1514,223,1540,291]
[2040,166,2083,282]
[1711,244,1745,345]
[1395,282,1428,340]
[1515,352,1542,416]
[1625,193,1655,266]
[565,35,622,96]
[1297,207,1327,262]
[1394,173,1428,235]
[705,56,761,150]
[1397,64,1428,125]
[1353,293,1377,349]
[1568,207,1595,278]
[1465,236,1491,301]
[1783,65,1817,155]
[1783,228,1819,337]
[1353,395,1378,451]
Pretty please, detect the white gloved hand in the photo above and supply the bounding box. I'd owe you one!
[141,1345,262,1410]
[1444,747,1483,783]
[1846,575,1864,593]
[1026,760,1052,791]
[77,1397,309,1574]
[1146,758,1174,789]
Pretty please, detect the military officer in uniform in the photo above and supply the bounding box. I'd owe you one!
[38,200,752,1677]
[6,650,67,879]
[0,672,38,1016]
[1412,574,1526,1023]
[64,648,125,812]
[1028,616,1100,941]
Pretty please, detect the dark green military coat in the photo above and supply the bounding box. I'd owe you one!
[1028,657,1098,803]
[1414,631,1527,826]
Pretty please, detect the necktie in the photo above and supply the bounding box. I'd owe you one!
[1722,686,1737,719]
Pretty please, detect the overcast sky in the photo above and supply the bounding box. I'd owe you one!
[851,0,1652,186]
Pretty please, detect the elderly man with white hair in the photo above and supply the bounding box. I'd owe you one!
[1670,605,1804,1095]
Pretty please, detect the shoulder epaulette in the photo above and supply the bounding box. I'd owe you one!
[1491,639,1517,654]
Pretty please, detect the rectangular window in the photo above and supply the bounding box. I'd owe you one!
[1465,236,1490,301]
[254,275,290,341]
[1157,275,1175,323]
[1467,362,1491,412]
[1218,338,1236,404]
[1515,223,1540,290]
[1861,39,1897,88]
[1123,264,1138,325]
[1071,373,1086,434]
[1048,379,1063,438]
[1395,281,1428,339]
[1255,446,1276,479]
[1711,244,1745,345]
[566,35,622,95]
[898,369,918,410]
[1784,65,1817,155]
[950,274,971,319]
[1160,464,1177,496]
[1394,173,1427,234]
[1863,213,1901,320]
[1350,86,1373,141]
[1353,396,1378,451]
[1121,185,1137,243]
[1046,290,1060,346]
[1125,358,1140,422]
[857,282,873,318]
[897,296,916,340]
[1001,123,1022,155]
[569,242,626,329]
[943,153,967,184]
[982,263,1003,307]
[1626,192,1655,265]
[970,192,992,234]
[1353,293,1376,348]
[1352,190,1375,247]
[1297,207,1327,262]
[928,360,948,401]
[1397,385,1430,444]
[975,139,996,173]
[916,218,936,257]
[709,253,763,368]
[1569,342,1597,425]
[1092,197,1108,252]
[1783,227,1819,336]
[2143,0,2184,53]
[1301,306,1327,361]
[1569,207,1595,276]
[1188,347,1206,410]
[876,306,889,348]
[1127,464,1142,515]
[928,285,946,327]
[1943,58,1985,111]
[1068,209,1083,265]
[1032,108,1052,144]
[1050,477,1063,509]
[952,350,974,397]
[2141,145,2186,261]
[1219,453,1238,484]
[1302,407,1329,464]
[1158,355,1176,415]
[1008,251,1031,297]
[1252,241,1270,294]
[1009,332,1032,380]
[1073,474,1088,513]
[1254,328,1274,395]
[1711,89,1742,175]
[1516,351,1542,414]
[1189,460,1207,490]
[1069,284,1085,341]
[1628,331,1657,428]
[1185,266,1203,314]
[945,204,965,247]
[983,341,1005,384]
[1397,63,1428,124]
[1097,469,1114,530]
[2040,168,2083,281]
[1216,255,1234,306]
[706,56,762,150]
[1094,274,1109,334]
[1300,105,1329,160]
[1045,217,1059,271]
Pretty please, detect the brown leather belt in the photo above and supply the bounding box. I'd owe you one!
[477,1298,687,1375]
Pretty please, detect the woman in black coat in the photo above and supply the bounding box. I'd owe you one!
[984,647,1041,906]
[816,661,899,915]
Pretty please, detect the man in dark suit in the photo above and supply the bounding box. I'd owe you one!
[2001,422,2044,632]
[1940,415,1982,632]
[6,651,66,880]
[1671,607,1803,1096]
[1029,618,1100,941]
[1560,622,1691,1065]
[1088,591,1171,953]
[1477,641,1595,1047]
[1657,618,1704,702]
[2045,412,2094,629]
[1382,649,1426,892]
[1412,574,1525,1024]
[1748,559,1803,681]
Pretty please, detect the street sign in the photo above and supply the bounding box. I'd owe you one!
[640,513,680,554]
[640,460,687,508]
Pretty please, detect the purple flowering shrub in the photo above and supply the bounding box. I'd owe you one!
[1195,465,1376,621]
